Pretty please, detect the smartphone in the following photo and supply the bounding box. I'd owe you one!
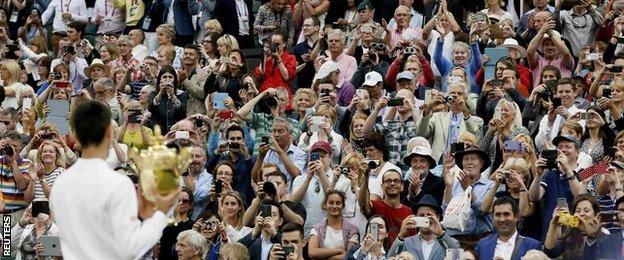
[603,88,612,99]
[451,142,465,154]
[229,142,240,149]
[503,140,524,152]
[600,211,620,223]
[356,89,367,99]
[218,110,235,120]
[556,197,568,211]
[493,107,502,120]
[282,244,295,256]
[448,76,462,84]
[543,149,559,169]
[446,248,462,260]
[619,37,624,44]
[579,112,587,120]
[387,98,404,107]
[214,180,223,195]
[310,152,320,161]
[260,204,272,217]
[262,136,270,144]
[414,217,430,228]
[491,78,504,87]
[610,66,623,73]
[424,89,433,104]
[128,110,142,124]
[320,89,330,98]
[587,53,601,61]
[361,25,372,33]
[40,236,62,256]
[54,81,71,89]
[370,222,379,241]
[309,116,325,132]
[175,131,190,140]
[605,146,617,157]
[32,200,50,217]
[213,92,229,110]
[552,97,562,108]
[22,97,32,111]
[40,132,53,140]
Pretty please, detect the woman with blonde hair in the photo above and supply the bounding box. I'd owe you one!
[482,157,539,238]
[330,152,368,235]
[151,24,184,69]
[1,59,31,108]
[99,42,119,64]
[156,45,176,67]
[118,100,153,150]
[481,98,529,170]
[24,140,66,201]
[344,112,368,155]
[298,103,343,162]
[204,19,224,35]
[290,88,317,124]
[219,191,252,242]
[593,77,624,128]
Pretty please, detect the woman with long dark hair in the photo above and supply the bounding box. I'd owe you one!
[148,65,188,131]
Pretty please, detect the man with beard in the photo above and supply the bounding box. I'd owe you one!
[359,169,414,249]
[387,194,460,258]
[401,145,445,207]
[475,197,541,259]
[183,146,213,221]
[179,44,209,116]
[442,146,495,249]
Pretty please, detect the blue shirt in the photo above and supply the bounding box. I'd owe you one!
[190,169,213,221]
[262,144,306,186]
[540,169,575,239]
[445,174,495,236]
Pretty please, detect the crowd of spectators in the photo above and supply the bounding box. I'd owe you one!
[3,0,624,259]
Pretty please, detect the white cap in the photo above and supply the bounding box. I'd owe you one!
[313,61,339,83]
[362,71,383,87]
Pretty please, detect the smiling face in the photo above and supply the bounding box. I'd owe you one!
[556,83,577,108]
[215,165,234,184]
[40,143,58,165]
[183,48,199,67]
[99,46,111,61]
[410,155,431,173]
[452,47,469,66]
[296,93,311,112]
[382,171,404,196]
[556,141,579,163]
[324,193,344,217]
[575,200,596,219]
[542,39,558,59]
[352,118,366,139]
[493,203,517,237]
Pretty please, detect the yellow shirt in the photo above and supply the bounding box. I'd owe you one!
[112,0,145,26]
[122,127,153,150]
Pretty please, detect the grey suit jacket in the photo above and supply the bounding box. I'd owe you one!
[418,111,484,161]
[387,232,461,260]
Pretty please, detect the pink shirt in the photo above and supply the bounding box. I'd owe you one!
[532,55,572,89]
[324,50,357,82]
[388,27,421,49]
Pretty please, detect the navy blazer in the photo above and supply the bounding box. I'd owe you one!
[238,232,282,260]
[144,0,198,35]
[475,233,542,260]
[584,230,624,259]
[214,0,254,39]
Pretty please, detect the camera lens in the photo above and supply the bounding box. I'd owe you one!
[444,96,455,103]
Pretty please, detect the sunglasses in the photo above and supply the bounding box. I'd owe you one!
[371,43,386,50]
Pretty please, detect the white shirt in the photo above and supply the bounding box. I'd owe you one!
[261,236,273,260]
[418,234,437,260]
[235,0,250,35]
[494,231,518,260]
[50,58,89,92]
[41,0,89,33]
[132,45,149,62]
[1,82,31,109]
[388,8,424,29]
[94,0,125,34]
[535,104,586,151]
[167,0,175,24]
[50,158,169,259]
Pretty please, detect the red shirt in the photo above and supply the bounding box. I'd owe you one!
[254,51,296,95]
[371,200,415,249]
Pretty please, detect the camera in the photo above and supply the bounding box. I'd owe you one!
[229,142,240,149]
[340,167,350,175]
[269,43,278,53]
[64,45,76,55]
[404,47,417,55]
[365,159,380,169]
[443,95,455,103]
[41,132,54,140]
[387,98,404,107]
[51,72,61,80]
[0,145,14,156]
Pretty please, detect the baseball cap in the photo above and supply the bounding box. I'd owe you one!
[362,71,383,87]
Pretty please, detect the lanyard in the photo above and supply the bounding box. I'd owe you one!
[104,0,115,16]
[60,0,72,12]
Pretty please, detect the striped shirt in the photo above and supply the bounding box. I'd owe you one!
[0,156,31,212]
[34,167,65,200]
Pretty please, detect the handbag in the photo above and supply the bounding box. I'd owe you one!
[441,186,472,232]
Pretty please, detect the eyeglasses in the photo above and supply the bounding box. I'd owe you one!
[383,179,402,184]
